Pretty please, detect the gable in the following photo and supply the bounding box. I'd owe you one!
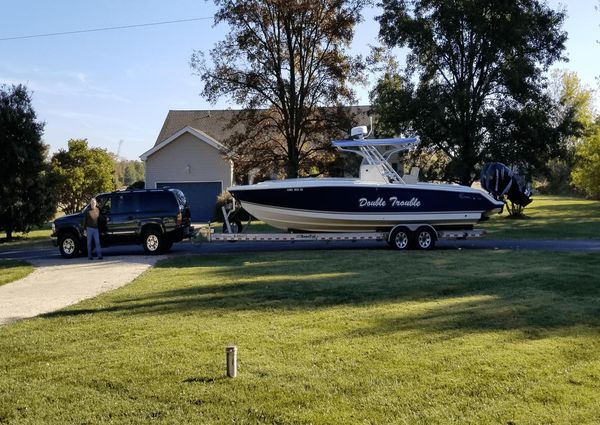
[140,126,226,161]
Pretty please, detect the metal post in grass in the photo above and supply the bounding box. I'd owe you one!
[226,346,237,378]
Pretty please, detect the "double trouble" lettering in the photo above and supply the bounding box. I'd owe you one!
[359,197,421,208]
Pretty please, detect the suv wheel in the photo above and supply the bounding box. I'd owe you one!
[58,232,80,259]
[143,228,163,255]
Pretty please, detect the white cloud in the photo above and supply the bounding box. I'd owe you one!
[0,65,131,103]
[76,72,87,84]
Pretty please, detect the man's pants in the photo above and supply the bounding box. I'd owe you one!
[86,227,102,258]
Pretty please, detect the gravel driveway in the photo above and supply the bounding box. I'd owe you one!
[0,255,164,326]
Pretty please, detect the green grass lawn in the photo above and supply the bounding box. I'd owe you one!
[0,260,33,287]
[484,195,600,239]
[1,250,599,424]
[0,228,53,251]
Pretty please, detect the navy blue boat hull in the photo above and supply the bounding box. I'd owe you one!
[228,180,504,232]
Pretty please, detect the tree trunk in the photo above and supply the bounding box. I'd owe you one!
[459,169,474,186]
[4,213,14,240]
[286,140,299,178]
[286,161,299,178]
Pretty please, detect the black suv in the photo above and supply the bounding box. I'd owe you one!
[52,188,193,258]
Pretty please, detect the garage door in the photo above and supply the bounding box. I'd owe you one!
[156,182,222,222]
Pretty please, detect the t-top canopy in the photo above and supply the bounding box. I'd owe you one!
[331,137,418,148]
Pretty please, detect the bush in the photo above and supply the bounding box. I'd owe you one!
[126,180,145,190]
[534,158,577,195]
[571,125,600,198]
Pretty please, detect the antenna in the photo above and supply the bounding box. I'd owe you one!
[115,139,124,187]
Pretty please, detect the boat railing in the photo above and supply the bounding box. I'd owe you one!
[332,137,417,184]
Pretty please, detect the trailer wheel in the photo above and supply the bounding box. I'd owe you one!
[389,226,411,250]
[413,226,436,250]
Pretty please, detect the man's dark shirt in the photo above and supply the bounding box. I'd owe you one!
[84,208,100,229]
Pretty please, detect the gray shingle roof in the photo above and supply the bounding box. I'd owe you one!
[154,106,373,146]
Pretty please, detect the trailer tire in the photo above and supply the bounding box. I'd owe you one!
[388,226,411,250]
[413,226,436,250]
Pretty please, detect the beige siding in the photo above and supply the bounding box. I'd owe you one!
[144,132,232,189]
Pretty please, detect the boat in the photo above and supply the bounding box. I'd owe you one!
[227,127,505,232]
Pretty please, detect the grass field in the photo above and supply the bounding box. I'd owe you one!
[1,250,599,424]
[479,196,600,239]
[0,228,53,251]
[0,260,33,287]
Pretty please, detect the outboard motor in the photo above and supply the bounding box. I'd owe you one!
[480,162,532,207]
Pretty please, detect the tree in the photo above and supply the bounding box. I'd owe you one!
[572,119,600,198]
[193,0,366,178]
[127,180,145,190]
[0,84,57,240]
[536,70,596,194]
[373,0,569,185]
[114,158,145,188]
[50,139,116,214]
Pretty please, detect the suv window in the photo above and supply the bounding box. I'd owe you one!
[143,192,177,212]
[112,193,135,214]
[170,189,187,210]
[96,195,111,214]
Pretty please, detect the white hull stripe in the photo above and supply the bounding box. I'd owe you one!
[241,201,487,231]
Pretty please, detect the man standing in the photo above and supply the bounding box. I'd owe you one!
[84,197,103,260]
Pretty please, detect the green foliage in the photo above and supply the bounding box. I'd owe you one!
[555,70,595,129]
[114,159,144,188]
[572,123,600,198]
[0,84,57,239]
[193,0,367,178]
[373,0,570,185]
[534,158,574,195]
[1,250,600,423]
[535,71,597,194]
[50,139,116,214]
[126,180,145,190]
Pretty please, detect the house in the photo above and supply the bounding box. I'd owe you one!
[140,110,238,221]
[140,108,371,222]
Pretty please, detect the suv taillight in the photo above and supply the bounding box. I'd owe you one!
[176,212,182,225]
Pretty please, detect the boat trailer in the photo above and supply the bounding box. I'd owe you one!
[194,206,487,251]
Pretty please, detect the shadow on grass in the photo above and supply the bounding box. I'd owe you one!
[42,250,600,336]
[347,291,600,341]
[0,259,30,268]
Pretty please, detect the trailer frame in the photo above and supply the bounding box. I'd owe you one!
[194,206,486,251]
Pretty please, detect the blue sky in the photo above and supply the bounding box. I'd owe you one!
[1,0,598,160]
